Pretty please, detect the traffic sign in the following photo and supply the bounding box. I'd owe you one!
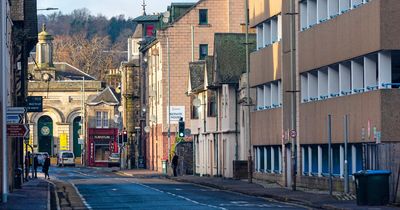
[290,130,297,138]
[7,124,29,138]
[26,96,43,112]
[7,107,26,114]
[6,113,23,124]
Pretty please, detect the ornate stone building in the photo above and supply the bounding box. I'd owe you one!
[27,27,119,166]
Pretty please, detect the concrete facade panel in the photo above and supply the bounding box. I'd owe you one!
[249,0,282,27]
[250,43,282,87]
[298,0,381,72]
[251,108,282,146]
[299,91,382,144]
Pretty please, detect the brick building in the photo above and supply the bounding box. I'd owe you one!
[142,0,246,172]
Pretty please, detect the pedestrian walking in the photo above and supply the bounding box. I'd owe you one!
[42,154,51,180]
[24,152,31,181]
[172,153,179,177]
[33,154,39,178]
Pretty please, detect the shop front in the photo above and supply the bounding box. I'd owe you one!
[87,128,118,167]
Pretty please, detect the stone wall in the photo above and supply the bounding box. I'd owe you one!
[175,142,194,176]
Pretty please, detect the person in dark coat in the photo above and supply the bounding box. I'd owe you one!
[33,155,39,178]
[24,152,31,181]
[172,153,179,177]
[42,155,51,180]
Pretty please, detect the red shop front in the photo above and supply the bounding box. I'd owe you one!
[87,128,118,167]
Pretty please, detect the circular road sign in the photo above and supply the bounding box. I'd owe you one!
[290,130,297,138]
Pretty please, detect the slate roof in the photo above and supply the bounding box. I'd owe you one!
[189,61,206,92]
[28,62,96,81]
[133,15,160,22]
[213,33,256,84]
[205,56,214,87]
[87,86,119,106]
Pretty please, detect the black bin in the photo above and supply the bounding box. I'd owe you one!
[354,170,391,206]
[14,168,22,189]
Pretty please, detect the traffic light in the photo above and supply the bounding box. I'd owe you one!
[178,118,185,137]
[118,132,123,144]
[123,130,128,143]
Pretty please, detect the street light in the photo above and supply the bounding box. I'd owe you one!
[37,8,58,11]
[162,11,172,162]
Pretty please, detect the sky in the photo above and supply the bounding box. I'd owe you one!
[37,0,198,19]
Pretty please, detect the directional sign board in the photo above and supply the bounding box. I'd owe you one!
[7,107,26,114]
[26,96,43,112]
[7,124,29,138]
[6,114,23,124]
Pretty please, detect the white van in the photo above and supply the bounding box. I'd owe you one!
[57,151,75,167]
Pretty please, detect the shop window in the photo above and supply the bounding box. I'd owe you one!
[199,44,208,60]
[199,9,208,25]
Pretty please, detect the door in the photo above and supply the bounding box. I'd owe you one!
[38,116,53,155]
[73,117,82,157]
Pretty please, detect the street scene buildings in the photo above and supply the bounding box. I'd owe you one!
[1,0,400,209]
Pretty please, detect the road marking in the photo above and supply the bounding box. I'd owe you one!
[122,179,227,210]
[71,183,92,210]
[174,188,182,191]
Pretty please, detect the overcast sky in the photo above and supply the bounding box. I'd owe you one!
[37,0,198,19]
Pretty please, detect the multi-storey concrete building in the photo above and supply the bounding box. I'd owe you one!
[251,0,400,199]
[142,0,246,172]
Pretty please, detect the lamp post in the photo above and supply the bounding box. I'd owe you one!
[81,76,86,166]
[162,12,172,163]
[245,0,253,184]
[37,7,58,11]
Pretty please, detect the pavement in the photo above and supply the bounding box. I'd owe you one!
[0,177,54,210]
[118,169,399,210]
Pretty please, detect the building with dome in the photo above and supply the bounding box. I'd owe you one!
[27,25,120,166]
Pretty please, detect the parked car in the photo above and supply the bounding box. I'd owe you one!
[35,152,49,166]
[108,153,120,167]
[57,151,75,167]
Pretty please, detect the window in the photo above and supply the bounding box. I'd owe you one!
[199,9,208,25]
[102,112,109,128]
[208,93,217,117]
[146,24,155,37]
[199,44,208,60]
[96,112,102,128]
[300,0,369,31]
[96,111,109,128]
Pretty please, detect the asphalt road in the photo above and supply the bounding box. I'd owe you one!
[51,167,307,210]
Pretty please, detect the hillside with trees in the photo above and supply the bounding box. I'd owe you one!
[37,8,137,79]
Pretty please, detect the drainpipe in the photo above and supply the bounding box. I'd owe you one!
[235,87,238,161]
[1,0,8,202]
[215,90,219,176]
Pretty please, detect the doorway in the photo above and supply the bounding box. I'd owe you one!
[38,116,53,155]
[73,116,82,157]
